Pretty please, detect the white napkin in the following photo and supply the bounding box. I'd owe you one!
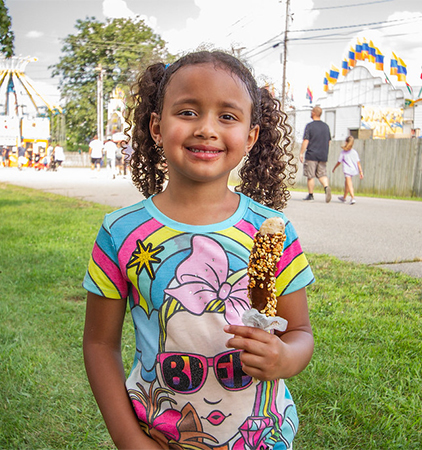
[242,308,288,332]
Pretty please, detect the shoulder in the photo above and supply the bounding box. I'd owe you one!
[242,194,290,230]
[317,120,330,129]
[103,199,149,231]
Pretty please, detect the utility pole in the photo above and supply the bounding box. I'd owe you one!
[281,0,290,112]
[95,65,105,142]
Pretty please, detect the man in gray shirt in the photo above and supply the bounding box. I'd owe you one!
[299,106,332,202]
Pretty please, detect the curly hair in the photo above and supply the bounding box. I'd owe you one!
[127,50,297,210]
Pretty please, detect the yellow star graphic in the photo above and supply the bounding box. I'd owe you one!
[127,240,163,280]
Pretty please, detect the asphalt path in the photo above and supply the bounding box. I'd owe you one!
[1,166,422,279]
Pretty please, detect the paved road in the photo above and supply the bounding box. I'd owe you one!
[2,167,422,278]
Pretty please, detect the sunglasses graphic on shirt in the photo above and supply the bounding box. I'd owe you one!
[157,350,253,394]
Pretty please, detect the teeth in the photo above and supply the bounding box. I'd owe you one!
[189,148,218,153]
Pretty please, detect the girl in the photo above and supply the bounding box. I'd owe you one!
[83,51,314,450]
[332,136,364,204]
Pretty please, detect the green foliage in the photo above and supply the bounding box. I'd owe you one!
[0,0,14,57]
[52,17,175,148]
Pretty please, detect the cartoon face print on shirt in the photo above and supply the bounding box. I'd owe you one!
[156,310,257,446]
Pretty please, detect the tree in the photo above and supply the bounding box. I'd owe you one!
[52,17,174,149]
[0,0,14,57]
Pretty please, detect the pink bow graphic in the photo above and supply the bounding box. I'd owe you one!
[164,235,249,324]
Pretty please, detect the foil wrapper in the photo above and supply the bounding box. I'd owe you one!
[242,308,288,332]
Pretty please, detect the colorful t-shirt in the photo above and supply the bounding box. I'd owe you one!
[338,148,360,177]
[83,193,314,450]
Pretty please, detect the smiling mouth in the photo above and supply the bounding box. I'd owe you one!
[202,410,231,426]
[188,148,221,154]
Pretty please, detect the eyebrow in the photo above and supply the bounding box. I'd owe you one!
[172,98,245,115]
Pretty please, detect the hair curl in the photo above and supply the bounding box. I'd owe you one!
[127,50,297,210]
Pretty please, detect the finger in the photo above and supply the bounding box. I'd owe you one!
[224,325,272,343]
[240,355,279,381]
[226,335,268,356]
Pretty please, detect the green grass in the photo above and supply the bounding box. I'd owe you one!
[290,256,422,449]
[1,183,421,449]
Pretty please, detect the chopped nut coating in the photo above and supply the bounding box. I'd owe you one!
[247,218,286,317]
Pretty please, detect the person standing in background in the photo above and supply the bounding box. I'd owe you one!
[17,145,26,170]
[88,135,103,171]
[54,143,65,169]
[104,136,117,179]
[299,106,332,203]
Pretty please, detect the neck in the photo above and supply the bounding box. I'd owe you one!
[153,178,239,225]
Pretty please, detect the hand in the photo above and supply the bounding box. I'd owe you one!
[359,172,364,179]
[299,153,304,163]
[224,325,292,381]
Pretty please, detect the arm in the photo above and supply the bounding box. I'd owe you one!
[299,140,309,163]
[332,161,341,172]
[83,292,164,449]
[224,287,314,380]
[358,161,364,179]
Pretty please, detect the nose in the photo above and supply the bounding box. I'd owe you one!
[193,114,218,140]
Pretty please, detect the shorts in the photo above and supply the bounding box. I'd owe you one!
[303,160,327,179]
[91,157,102,165]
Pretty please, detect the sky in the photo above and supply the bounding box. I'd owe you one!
[5,0,422,109]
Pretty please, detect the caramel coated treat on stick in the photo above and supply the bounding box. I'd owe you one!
[247,217,286,317]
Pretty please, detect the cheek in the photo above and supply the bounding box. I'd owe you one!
[161,121,187,142]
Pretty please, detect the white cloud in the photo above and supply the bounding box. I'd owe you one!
[103,0,136,19]
[161,0,319,89]
[102,0,158,33]
[26,31,44,39]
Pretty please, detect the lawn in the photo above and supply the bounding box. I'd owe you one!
[0,183,421,449]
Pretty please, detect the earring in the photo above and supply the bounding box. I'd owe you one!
[153,142,163,151]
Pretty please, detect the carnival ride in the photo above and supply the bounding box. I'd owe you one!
[0,54,63,166]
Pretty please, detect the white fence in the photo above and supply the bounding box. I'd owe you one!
[291,138,422,198]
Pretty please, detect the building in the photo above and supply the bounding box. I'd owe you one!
[288,65,422,142]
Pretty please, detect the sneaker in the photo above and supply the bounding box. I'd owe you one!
[303,194,314,201]
[338,196,346,203]
[324,186,332,203]
[350,199,356,205]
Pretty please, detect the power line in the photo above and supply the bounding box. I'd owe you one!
[309,0,393,10]
[245,15,422,61]
[289,14,421,34]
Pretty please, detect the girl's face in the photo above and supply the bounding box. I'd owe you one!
[156,311,257,445]
[150,63,259,187]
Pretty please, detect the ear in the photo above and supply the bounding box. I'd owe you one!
[245,124,260,154]
[149,112,162,146]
